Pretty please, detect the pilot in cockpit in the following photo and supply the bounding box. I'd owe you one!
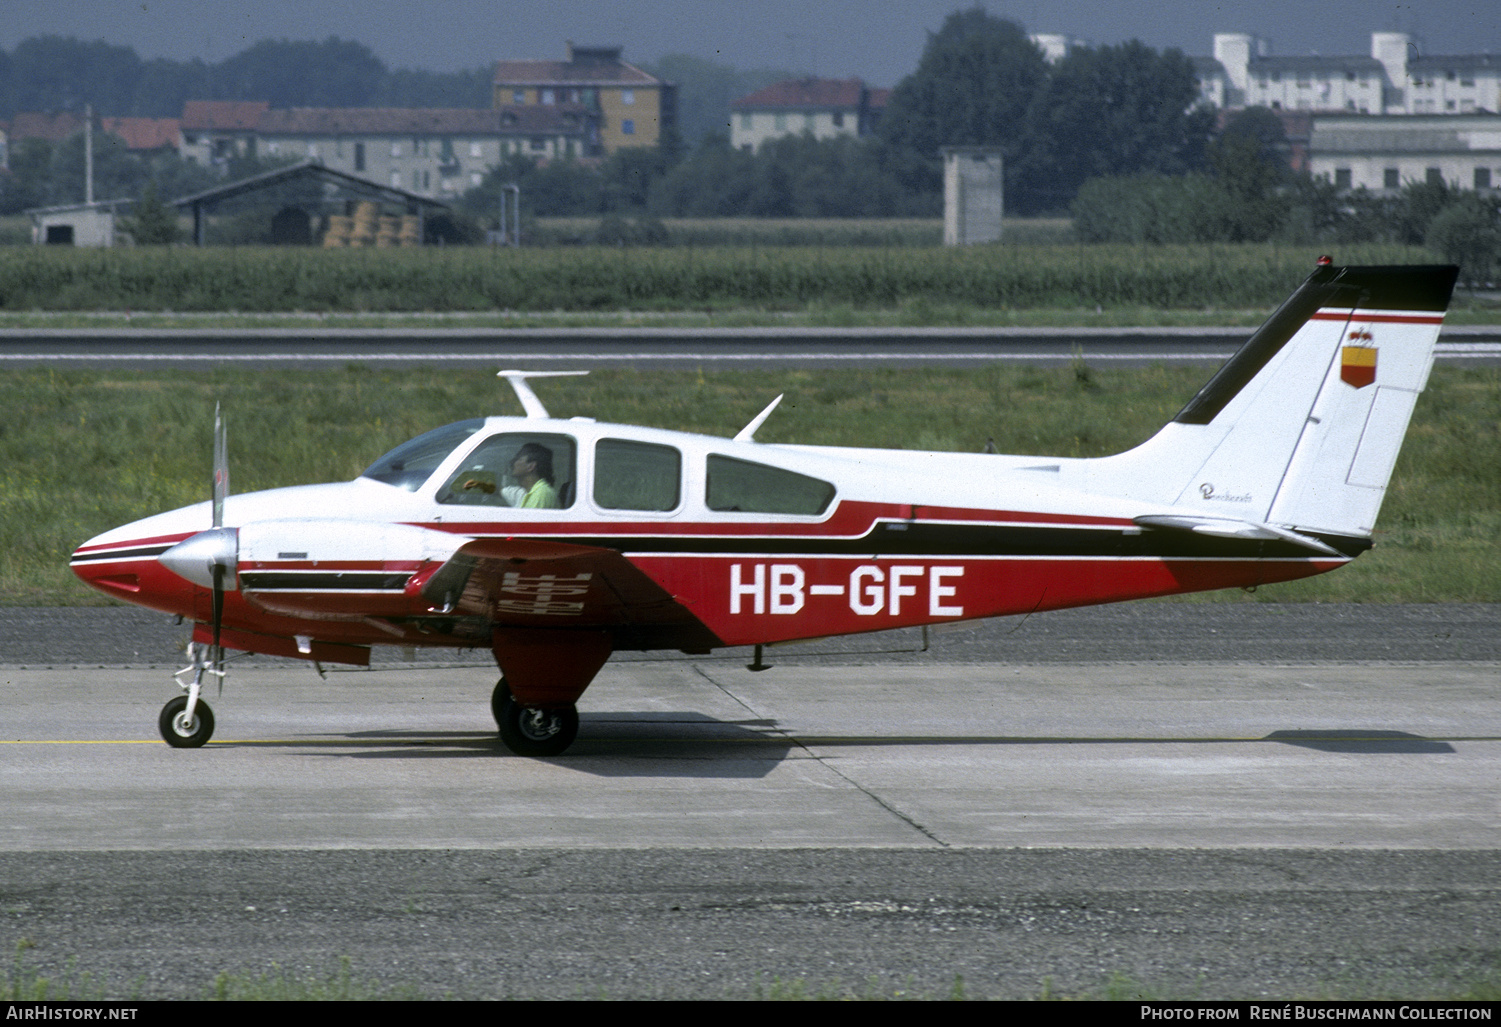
[508,442,561,508]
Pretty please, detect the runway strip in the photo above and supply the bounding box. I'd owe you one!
[2,324,1498,368]
[2,342,1497,365]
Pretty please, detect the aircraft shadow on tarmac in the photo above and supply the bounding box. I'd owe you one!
[285,713,799,778]
[1261,729,1457,754]
[214,718,1462,776]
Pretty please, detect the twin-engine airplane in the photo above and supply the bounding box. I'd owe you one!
[72,260,1458,756]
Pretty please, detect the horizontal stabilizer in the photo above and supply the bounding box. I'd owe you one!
[1134,514,1342,556]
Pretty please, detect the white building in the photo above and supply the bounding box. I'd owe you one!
[254,106,597,199]
[729,78,888,153]
[942,147,1003,246]
[1029,33,1087,65]
[178,102,598,199]
[1308,114,1501,192]
[1198,31,1501,115]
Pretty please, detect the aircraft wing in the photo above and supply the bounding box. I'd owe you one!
[415,537,723,652]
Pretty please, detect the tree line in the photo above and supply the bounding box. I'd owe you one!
[0,35,494,117]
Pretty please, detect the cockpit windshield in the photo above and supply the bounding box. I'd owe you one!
[360,419,485,491]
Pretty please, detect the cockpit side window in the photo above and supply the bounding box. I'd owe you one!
[437,432,576,508]
[706,455,835,515]
[595,439,681,512]
[361,419,485,492]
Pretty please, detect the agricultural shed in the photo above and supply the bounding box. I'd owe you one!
[168,159,450,246]
[26,200,131,247]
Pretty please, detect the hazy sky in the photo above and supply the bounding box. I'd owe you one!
[2,0,1498,87]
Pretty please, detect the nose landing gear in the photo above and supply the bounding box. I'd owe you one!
[159,694,215,748]
[159,640,223,748]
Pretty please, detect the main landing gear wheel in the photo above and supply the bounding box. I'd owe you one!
[492,679,578,757]
[159,695,215,748]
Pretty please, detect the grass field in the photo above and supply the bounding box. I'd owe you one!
[3,363,1495,606]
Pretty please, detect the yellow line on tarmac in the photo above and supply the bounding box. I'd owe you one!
[1,739,163,744]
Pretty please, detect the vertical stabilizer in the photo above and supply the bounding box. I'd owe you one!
[1085,263,1457,539]
[1265,266,1457,536]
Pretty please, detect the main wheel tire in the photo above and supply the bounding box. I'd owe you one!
[494,681,578,757]
[491,678,509,729]
[159,695,214,748]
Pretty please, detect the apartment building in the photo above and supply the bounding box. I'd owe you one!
[254,105,597,197]
[1199,32,1500,115]
[176,101,597,198]
[492,42,675,154]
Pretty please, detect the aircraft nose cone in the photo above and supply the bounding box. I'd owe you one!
[158,527,239,590]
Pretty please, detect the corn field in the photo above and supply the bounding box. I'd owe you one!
[0,243,1438,313]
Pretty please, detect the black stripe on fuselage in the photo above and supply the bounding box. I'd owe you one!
[238,571,411,591]
[499,521,1373,561]
[69,544,173,565]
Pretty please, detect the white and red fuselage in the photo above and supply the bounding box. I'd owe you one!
[70,418,1356,659]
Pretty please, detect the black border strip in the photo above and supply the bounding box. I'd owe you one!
[69,544,173,564]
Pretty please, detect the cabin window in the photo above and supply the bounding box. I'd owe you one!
[361,419,485,491]
[706,455,835,516]
[437,432,576,509]
[594,439,681,512]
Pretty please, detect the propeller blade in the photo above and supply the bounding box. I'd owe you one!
[211,562,225,691]
[212,403,229,529]
[211,403,229,689]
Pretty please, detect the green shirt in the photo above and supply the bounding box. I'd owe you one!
[520,479,560,509]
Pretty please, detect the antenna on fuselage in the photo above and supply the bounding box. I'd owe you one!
[496,369,588,419]
[733,394,783,442]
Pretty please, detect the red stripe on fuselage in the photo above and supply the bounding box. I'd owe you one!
[1310,312,1445,324]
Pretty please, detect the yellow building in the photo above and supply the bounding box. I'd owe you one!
[492,42,675,155]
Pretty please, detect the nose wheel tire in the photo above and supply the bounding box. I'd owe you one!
[159,695,215,748]
[493,679,578,757]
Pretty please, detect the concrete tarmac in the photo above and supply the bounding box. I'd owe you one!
[3,659,1498,851]
[3,605,1498,998]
